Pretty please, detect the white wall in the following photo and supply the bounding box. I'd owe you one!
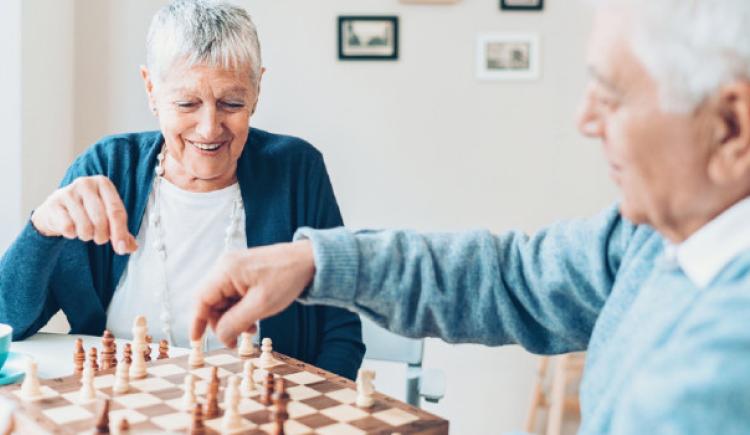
[42,1,617,433]
[0,0,23,251]
[22,0,76,217]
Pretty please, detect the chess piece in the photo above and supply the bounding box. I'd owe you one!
[89,347,99,371]
[259,337,274,368]
[190,403,205,435]
[101,330,116,370]
[74,338,85,375]
[221,375,242,432]
[240,360,256,397]
[261,372,274,405]
[188,339,204,368]
[355,368,376,408]
[79,363,97,402]
[144,335,152,362]
[205,368,220,419]
[123,343,132,365]
[129,342,147,379]
[158,339,169,359]
[113,360,130,395]
[112,342,118,369]
[271,379,289,435]
[181,374,197,410]
[238,331,254,358]
[117,418,130,434]
[129,316,148,379]
[20,359,42,400]
[95,399,110,434]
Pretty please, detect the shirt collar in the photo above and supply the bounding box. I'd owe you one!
[674,196,750,288]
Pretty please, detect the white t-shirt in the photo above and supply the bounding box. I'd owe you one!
[107,178,247,350]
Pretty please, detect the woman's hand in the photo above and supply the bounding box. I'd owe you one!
[191,241,316,347]
[30,175,138,255]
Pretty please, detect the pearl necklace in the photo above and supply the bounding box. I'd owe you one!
[150,146,244,343]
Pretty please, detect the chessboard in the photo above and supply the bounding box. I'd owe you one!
[0,346,449,434]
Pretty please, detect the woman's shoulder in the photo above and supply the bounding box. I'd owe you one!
[66,131,161,180]
[248,128,323,162]
[83,131,162,161]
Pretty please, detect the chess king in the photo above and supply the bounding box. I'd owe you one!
[0,0,364,381]
[191,0,750,433]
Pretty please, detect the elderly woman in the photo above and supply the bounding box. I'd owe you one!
[0,0,364,380]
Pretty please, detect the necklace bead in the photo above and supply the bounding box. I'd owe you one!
[149,144,243,345]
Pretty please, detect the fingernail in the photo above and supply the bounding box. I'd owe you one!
[116,240,126,254]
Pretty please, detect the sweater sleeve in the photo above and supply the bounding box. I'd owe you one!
[0,157,106,340]
[305,153,366,380]
[295,204,643,354]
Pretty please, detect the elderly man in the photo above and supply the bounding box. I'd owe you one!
[192,0,750,432]
[0,0,364,381]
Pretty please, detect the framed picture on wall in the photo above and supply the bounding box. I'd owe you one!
[338,16,399,61]
[476,33,540,80]
[400,0,460,3]
[500,0,544,11]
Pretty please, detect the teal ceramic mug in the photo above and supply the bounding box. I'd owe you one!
[0,324,12,370]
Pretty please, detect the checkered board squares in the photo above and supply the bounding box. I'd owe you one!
[0,347,448,434]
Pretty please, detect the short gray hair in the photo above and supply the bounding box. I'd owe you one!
[146,0,262,87]
[596,0,750,113]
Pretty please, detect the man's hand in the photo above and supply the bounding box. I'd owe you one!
[190,240,316,347]
[30,175,138,255]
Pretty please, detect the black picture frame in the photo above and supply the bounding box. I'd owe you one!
[500,0,544,11]
[338,16,399,61]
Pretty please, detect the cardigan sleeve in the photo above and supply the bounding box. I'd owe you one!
[296,205,648,355]
[0,158,105,340]
[304,153,366,380]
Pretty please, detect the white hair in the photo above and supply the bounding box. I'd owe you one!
[596,0,750,112]
[146,0,262,87]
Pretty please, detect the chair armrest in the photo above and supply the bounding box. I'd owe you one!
[419,368,446,403]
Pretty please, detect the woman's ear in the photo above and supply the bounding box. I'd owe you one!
[251,67,267,116]
[140,65,158,115]
[707,81,750,185]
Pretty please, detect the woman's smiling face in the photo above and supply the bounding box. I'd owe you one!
[142,62,260,192]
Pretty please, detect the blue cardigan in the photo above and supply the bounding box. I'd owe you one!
[0,128,365,380]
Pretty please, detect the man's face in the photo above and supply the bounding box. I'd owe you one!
[578,8,715,236]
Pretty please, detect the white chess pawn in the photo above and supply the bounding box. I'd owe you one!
[20,359,42,400]
[129,342,147,379]
[79,364,97,402]
[238,331,254,358]
[113,360,130,394]
[222,375,242,431]
[181,374,197,410]
[188,339,204,368]
[355,368,376,408]
[259,337,274,368]
[240,360,256,397]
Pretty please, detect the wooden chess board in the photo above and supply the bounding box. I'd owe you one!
[0,347,449,434]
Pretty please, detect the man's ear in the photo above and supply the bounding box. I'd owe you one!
[707,81,750,185]
[251,67,266,116]
[140,65,158,114]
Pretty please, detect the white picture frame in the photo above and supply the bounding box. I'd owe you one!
[476,33,540,80]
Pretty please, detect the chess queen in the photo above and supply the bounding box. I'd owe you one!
[0,0,364,382]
